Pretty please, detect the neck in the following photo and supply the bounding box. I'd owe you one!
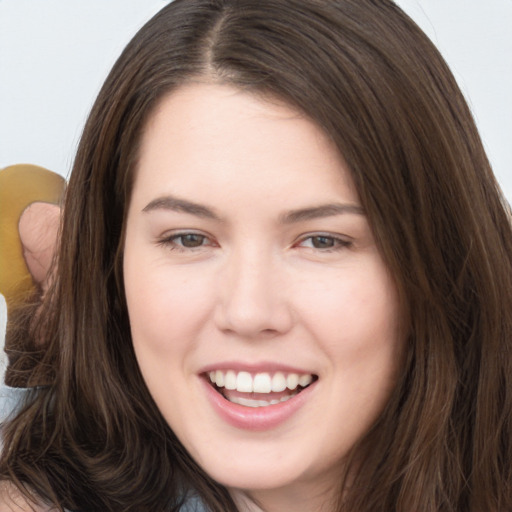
[230,479,339,512]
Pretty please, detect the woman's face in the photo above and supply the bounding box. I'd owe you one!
[123,83,402,509]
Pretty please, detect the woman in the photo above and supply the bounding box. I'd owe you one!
[2,0,512,510]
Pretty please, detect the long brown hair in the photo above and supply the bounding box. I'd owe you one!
[2,1,512,510]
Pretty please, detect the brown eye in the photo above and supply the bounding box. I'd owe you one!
[179,233,206,248]
[296,234,351,251]
[310,236,336,249]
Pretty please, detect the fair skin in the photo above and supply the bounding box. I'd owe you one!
[18,202,60,293]
[0,83,401,512]
[123,83,403,511]
[0,481,57,511]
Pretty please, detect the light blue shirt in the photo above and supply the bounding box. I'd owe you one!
[0,385,28,424]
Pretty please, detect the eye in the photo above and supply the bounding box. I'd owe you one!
[157,231,214,251]
[175,233,207,248]
[297,234,352,251]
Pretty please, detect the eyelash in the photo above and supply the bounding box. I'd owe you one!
[157,232,213,252]
[156,232,352,253]
[295,234,352,252]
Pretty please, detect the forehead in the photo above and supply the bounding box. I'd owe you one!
[132,82,358,208]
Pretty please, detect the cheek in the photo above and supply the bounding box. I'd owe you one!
[293,258,403,421]
[302,264,402,437]
[124,263,217,420]
[294,260,400,351]
[124,258,216,357]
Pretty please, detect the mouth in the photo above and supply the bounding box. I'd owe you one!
[204,370,318,408]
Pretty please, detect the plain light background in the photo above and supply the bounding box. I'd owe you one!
[1,0,512,375]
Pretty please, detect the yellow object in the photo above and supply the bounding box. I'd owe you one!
[0,164,65,312]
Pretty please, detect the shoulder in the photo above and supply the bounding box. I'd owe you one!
[0,481,55,512]
[180,494,209,512]
[0,386,32,423]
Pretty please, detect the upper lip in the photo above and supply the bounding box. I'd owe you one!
[198,361,317,376]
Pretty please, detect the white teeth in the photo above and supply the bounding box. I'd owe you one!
[286,373,299,390]
[253,373,272,393]
[228,392,298,408]
[207,370,314,394]
[236,371,253,392]
[271,372,287,392]
[215,370,224,387]
[299,374,313,387]
[224,370,237,390]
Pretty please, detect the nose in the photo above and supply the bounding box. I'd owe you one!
[213,246,293,338]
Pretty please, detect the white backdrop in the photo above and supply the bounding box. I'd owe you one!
[1,0,512,372]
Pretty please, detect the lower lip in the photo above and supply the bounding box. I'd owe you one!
[201,377,316,431]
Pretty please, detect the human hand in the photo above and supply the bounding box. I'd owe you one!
[18,202,61,294]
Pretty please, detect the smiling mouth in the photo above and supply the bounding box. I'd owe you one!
[205,370,318,408]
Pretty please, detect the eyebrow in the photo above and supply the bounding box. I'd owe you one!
[142,194,365,223]
[280,203,365,223]
[142,196,221,219]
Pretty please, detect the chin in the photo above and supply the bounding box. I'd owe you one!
[194,443,327,493]
[209,465,304,493]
